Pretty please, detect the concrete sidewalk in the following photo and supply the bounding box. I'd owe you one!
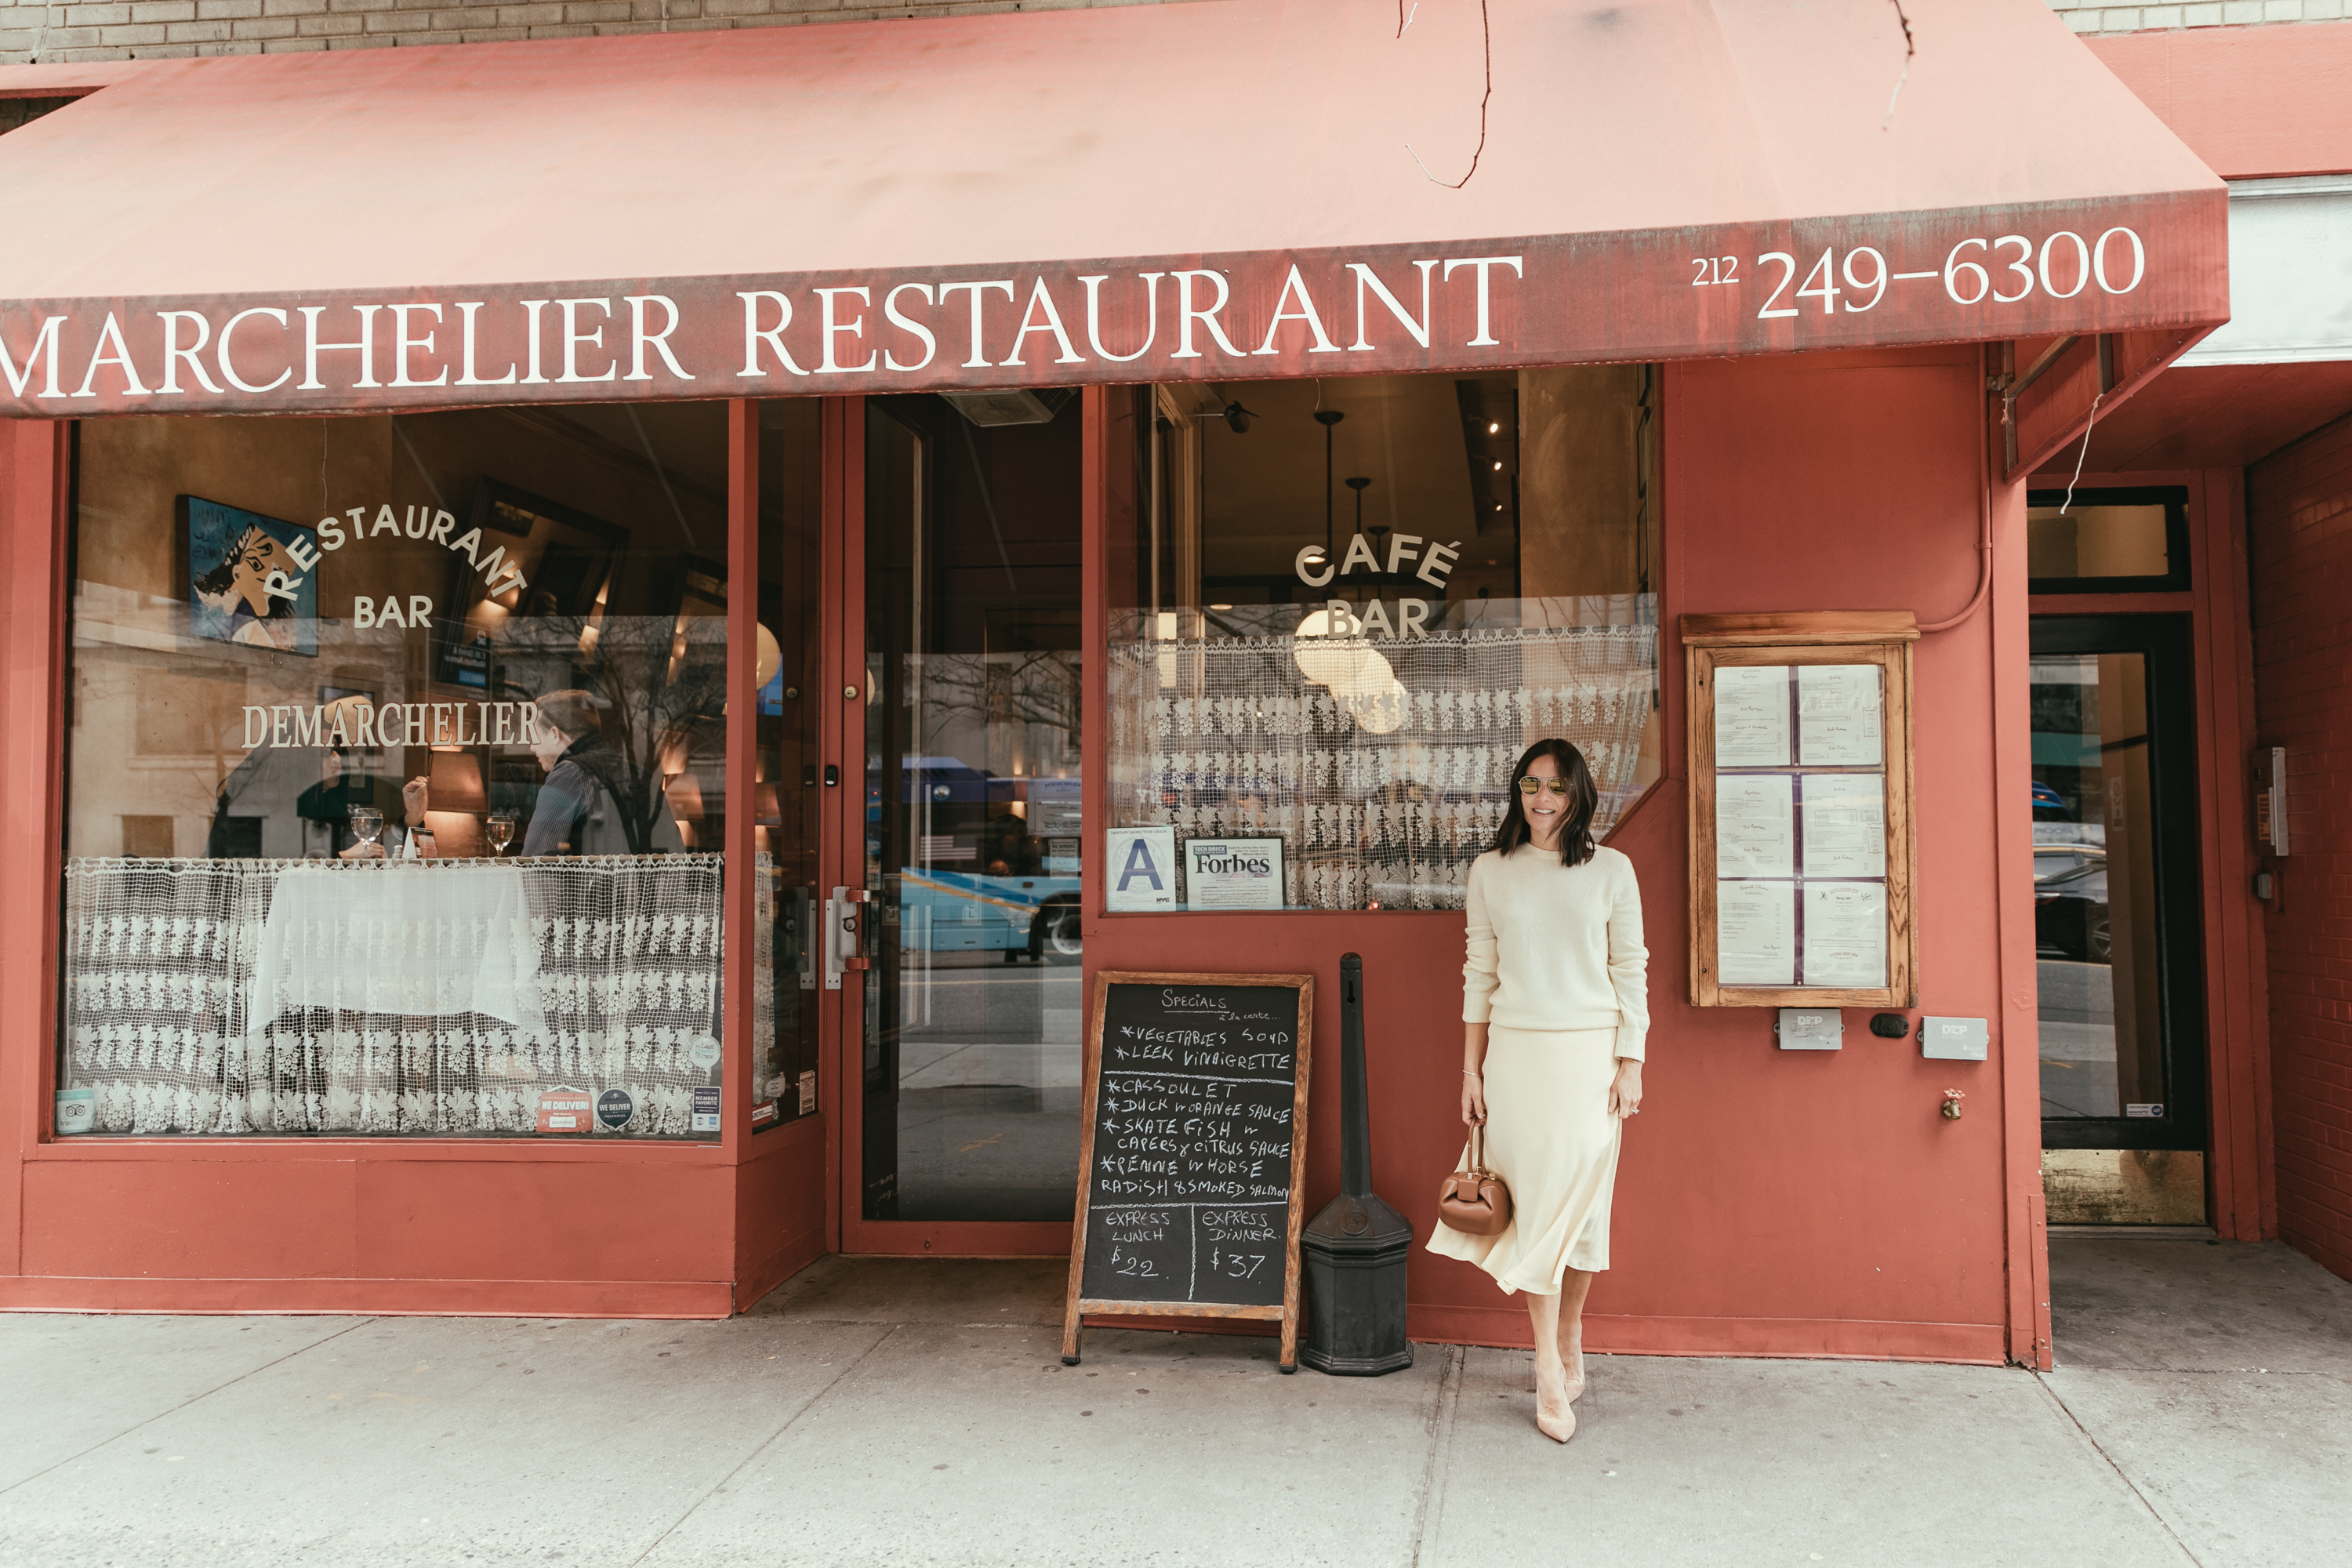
[2,1237,2346,1568]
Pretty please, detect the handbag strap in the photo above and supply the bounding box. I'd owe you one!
[1468,1122,1486,1176]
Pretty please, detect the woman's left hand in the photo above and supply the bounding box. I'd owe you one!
[401,775,430,826]
[1609,1058,1643,1120]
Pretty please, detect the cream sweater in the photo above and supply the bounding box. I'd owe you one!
[1461,843,1650,1060]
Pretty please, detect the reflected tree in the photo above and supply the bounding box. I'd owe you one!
[492,612,728,854]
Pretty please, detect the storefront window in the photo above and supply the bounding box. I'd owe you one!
[59,402,750,1138]
[1107,371,1661,912]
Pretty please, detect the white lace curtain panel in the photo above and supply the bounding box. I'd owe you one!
[1108,626,1657,910]
[61,854,742,1137]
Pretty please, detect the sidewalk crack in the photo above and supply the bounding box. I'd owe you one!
[626,1321,900,1567]
[1409,1343,1467,1567]
[2031,1369,2206,1568]
[0,1316,378,1500]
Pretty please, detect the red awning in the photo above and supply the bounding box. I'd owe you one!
[0,0,2228,416]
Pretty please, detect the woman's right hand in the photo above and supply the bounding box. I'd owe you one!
[1461,1071,1487,1126]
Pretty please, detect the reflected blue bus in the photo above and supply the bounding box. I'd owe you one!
[897,868,1081,963]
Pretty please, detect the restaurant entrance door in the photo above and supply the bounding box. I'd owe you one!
[836,394,1087,1254]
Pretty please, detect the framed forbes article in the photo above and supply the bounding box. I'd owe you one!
[1684,612,1918,1009]
[1182,835,1286,910]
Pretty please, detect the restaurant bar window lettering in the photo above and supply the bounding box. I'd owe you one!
[58,403,812,1138]
[1107,370,1661,913]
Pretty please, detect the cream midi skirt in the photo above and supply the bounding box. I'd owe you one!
[1426,1024,1622,1294]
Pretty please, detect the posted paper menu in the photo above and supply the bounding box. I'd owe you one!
[1716,775,1795,879]
[1714,666,1791,768]
[1803,882,1889,988]
[1797,664,1883,766]
[1717,880,1797,987]
[1800,775,1886,879]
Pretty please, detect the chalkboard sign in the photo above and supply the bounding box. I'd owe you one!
[1060,971,1314,1371]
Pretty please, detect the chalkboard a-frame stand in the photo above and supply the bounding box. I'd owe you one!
[1060,971,1315,1372]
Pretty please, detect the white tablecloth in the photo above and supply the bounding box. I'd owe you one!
[247,862,543,1036]
[61,853,733,1135]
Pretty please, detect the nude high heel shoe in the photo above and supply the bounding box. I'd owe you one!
[1559,1327,1587,1405]
[1534,1360,1577,1443]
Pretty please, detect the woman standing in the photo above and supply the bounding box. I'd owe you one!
[1428,739,1647,1443]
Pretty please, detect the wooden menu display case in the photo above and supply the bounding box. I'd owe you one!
[1684,612,1918,1008]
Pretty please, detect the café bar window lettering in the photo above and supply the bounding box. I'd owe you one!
[1686,613,1918,1008]
[54,401,819,1139]
[1107,369,1663,912]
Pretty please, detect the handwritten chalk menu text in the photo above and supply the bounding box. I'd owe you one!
[1062,971,1314,1370]
[1083,982,1302,1305]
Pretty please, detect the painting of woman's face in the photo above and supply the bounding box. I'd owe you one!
[223,525,297,617]
[184,497,318,657]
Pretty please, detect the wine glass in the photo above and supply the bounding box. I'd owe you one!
[485,811,517,858]
[348,807,383,855]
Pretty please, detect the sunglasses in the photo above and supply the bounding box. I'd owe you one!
[1516,776,1574,797]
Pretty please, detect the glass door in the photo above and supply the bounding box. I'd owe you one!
[843,394,1086,1249]
[2031,616,2207,1224]
[753,401,826,1134]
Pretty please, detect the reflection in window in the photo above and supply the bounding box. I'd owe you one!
[756,401,825,1134]
[1109,370,1661,911]
[862,394,1084,1221]
[2031,653,2163,1120]
[60,404,750,1138]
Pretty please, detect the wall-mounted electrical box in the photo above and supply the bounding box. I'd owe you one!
[2253,744,2288,857]
[1919,1016,1988,1061]
[1776,1009,1843,1050]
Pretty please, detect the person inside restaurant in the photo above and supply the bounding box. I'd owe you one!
[522,688,684,856]
[210,695,435,859]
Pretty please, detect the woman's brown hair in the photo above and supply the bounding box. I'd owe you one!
[1489,738,1600,868]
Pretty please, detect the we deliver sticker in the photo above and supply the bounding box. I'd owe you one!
[537,1086,592,1133]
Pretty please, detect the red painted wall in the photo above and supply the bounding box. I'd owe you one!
[2248,412,2352,1283]
[2089,22,2352,181]
[1087,346,2034,1363]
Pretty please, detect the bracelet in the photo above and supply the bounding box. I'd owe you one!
[1462,1069,1481,1078]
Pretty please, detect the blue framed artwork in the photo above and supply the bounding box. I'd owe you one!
[179,496,318,657]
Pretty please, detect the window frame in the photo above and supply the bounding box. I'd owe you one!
[2025,484,2191,597]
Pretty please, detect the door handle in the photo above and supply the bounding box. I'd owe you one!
[825,885,873,990]
[790,886,817,992]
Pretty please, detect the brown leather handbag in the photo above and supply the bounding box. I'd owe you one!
[1438,1123,1512,1236]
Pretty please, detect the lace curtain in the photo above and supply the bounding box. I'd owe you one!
[60,854,742,1137]
[1107,626,1657,910]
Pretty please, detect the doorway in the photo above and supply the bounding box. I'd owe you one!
[837,394,1087,1254]
[2030,615,2208,1225]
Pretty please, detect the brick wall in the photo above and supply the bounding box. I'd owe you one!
[2249,411,2352,1282]
[0,93,72,126]
[2050,0,2347,31]
[2,0,2341,66]
[0,0,1187,64]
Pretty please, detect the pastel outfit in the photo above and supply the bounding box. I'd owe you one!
[1426,844,1648,1293]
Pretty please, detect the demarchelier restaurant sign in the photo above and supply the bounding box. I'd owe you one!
[0,205,2218,417]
